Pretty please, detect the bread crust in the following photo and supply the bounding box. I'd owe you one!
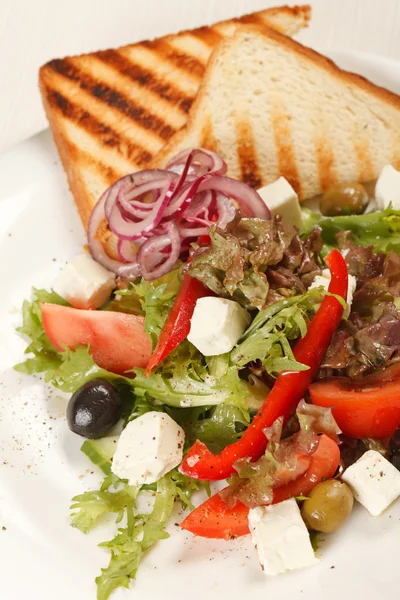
[39,6,311,230]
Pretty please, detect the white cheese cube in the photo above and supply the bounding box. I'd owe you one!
[53,254,116,309]
[248,498,318,576]
[341,450,400,516]
[111,412,184,486]
[187,297,251,356]
[375,165,400,210]
[309,269,356,319]
[257,177,303,228]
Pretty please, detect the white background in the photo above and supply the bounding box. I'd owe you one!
[1,0,400,153]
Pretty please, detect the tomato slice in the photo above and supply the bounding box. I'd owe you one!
[41,303,152,375]
[309,363,400,439]
[180,434,340,540]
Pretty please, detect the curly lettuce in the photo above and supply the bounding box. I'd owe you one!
[71,469,204,600]
[14,288,68,376]
[230,288,324,373]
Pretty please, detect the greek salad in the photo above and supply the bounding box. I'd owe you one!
[15,149,400,599]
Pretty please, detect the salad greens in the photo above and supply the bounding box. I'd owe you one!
[187,216,323,310]
[14,206,400,599]
[71,469,204,600]
[14,288,68,377]
[301,206,400,255]
[231,289,324,371]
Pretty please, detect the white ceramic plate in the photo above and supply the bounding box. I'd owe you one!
[1,51,400,600]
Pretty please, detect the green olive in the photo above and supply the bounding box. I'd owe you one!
[320,183,369,216]
[301,479,353,533]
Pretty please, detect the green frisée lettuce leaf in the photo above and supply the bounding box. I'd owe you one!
[14,288,69,376]
[132,341,251,408]
[109,267,181,348]
[230,289,324,372]
[301,206,400,254]
[71,469,205,600]
[49,346,126,393]
[176,404,249,453]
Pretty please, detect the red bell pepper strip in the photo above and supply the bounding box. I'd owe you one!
[180,249,348,480]
[145,275,211,376]
[181,434,340,540]
[309,362,400,439]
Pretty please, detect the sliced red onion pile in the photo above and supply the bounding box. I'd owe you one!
[88,148,270,280]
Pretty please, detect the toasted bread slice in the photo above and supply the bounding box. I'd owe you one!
[39,5,311,230]
[154,26,400,199]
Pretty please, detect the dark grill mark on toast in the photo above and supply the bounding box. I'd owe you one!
[353,131,374,182]
[65,138,122,187]
[139,39,205,79]
[236,120,263,189]
[190,26,223,46]
[200,117,219,154]
[47,58,176,141]
[315,136,335,191]
[46,88,152,165]
[96,49,194,114]
[270,105,301,196]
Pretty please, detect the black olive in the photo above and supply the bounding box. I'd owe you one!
[388,427,400,471]
[67,378,122,439]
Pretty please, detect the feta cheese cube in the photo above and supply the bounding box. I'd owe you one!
[53,254,115,309]
[309,269,356,319]
[187,297,251,356]
[375,165,400,210]
[248,498,318,576]
[111,412,184,486]
[257,177,303,228]
[341,450,400,516]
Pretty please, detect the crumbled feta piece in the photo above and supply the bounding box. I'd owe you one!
[111,412,184,486]
[248,499,318,576]
[187,297,251,356]
[375,165,400,210]
[309,269,356,319]
[53,254,115,309]
[257,177,303,228]
[341,450,400,516]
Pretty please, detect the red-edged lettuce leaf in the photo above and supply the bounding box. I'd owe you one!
[219,401,340,509]
[186,216,323,309]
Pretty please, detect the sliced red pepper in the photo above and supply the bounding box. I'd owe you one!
[180,249,348,480]
[181,434,340,540]
[145,275,211,376]
[309,362,400,439]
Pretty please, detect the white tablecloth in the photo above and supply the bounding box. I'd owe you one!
[1,0,400,153]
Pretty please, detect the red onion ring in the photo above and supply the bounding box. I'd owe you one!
[88,192,141,279]
[88,148,270,280]
[137,221,181,281]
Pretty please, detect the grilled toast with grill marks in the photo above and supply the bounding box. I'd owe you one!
[39,5,311,230]
[154,26,400,200]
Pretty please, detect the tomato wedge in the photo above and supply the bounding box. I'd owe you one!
[309,363,400,439]
[41,303,152,375]
[180,434,340,540]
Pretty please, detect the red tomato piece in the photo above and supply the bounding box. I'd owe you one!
[309,363,400,439]
[180,434,340,540]
[41,303,152,375]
